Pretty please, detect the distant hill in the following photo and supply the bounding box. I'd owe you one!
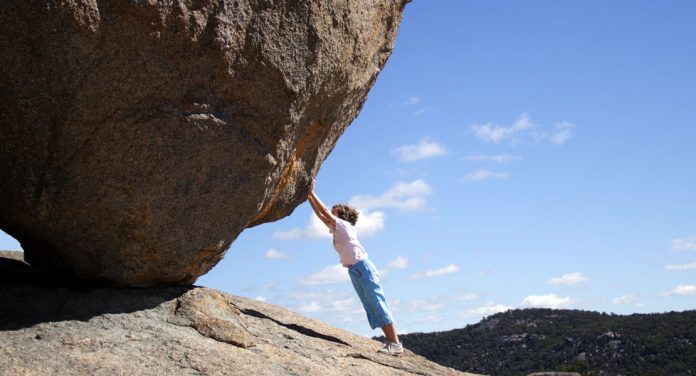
[389,309,696,376]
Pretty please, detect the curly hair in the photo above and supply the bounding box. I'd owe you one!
[332,204,359,226]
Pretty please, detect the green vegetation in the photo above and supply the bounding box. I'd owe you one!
[388,309,696,376]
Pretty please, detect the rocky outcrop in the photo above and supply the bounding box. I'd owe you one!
[0,0,408,286]
[0,252,481,376]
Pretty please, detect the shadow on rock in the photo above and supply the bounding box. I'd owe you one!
[0,252,192,331]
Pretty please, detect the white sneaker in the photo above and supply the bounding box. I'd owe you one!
[378,341,404,356]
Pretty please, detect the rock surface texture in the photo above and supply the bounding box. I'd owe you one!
[0,252,481,376]
[0,0,407,286]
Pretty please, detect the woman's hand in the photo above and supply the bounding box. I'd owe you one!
[306,178,335,230]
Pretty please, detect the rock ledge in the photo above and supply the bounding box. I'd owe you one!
[0,252,481,375]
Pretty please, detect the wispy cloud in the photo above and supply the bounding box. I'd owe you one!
[274,180,430,241]
[470,113,575,145]
[547,121,575,145]
[413,315,443,325]
[408,263,460,281]
[350,179,432,212]
[659,284,696,297]
[380,255,410,278]
[664,261,696,270]
[273,210,385,240]
[456,293,479,301]
[547,272,589,285]
[465,302,513,317]
[521,294,573,309]
[411,107,430,116]
[402,96,420,106]
[462,154,522,163]
[298,301,323,313]
[462,169,509,182]
[673,236,696,251]
[471,113,535,144]
[288,290,363,323]
[264,249,289,260]
[404,296,447,313]
[392,138,447,162]
[239,282,277,292]
[612,294,639,305]
[387,255,409,270]
[298,264,350,285]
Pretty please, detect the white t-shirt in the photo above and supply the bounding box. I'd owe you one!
[330,218,368,267]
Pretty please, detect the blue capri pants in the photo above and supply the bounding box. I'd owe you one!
[348,259,395,330]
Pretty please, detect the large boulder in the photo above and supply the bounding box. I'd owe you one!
[0,0,408,286]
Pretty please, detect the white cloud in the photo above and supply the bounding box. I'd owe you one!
[548,121,575,145]
[466,302,513,317]
[298,301,323,313]
[412,107,429,117]
[289,289,348,300]
[456,293,479,301]
[350,179,431,212]
[408,264,460,281]
[254,296,268,302]
[275,180,430,241]
[298,264,350,285]
[471,113,535,144]
[462,154,522,163]
[387,255,409,270]
[240,282,277,292]
[470,113,575,145]
[287,290,362,323]
[272,228,305,240]
[664,261,696,271]
[673,236,696,251]
[355,211,386,238]
[327,297,354,311]
[416,315,443,324]
[612,294,638,305]
[462,169,509,182]
[381,255,409,278]
[264,249,289,260]
[402,96,420,106]
[404,297,446,313]
[660,284,696,297]
[274,210,386,241]
[273,216,328,240]
[521,294,573,309]
[546,272,589,285]
[326,297,364,320]
[392,138,447,162]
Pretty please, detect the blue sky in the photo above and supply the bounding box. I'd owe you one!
[2,1,696,336]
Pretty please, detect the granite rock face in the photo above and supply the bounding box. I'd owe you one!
[0,0,407,286]
[0,252,480,376]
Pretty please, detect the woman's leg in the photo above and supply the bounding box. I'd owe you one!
[354,260,397,332]
[349,266,382,330]
[382,323,400,344]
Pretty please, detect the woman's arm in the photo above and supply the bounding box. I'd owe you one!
[307,180,336,230]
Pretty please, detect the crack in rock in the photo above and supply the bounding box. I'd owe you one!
[240,308,351,347]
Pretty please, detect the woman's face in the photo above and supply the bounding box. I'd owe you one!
[331,207,339,217]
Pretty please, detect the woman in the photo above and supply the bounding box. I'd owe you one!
[307,179,403,355]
